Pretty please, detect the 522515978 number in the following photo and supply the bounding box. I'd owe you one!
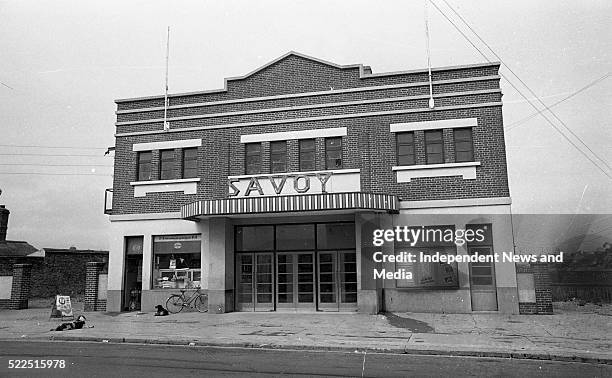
[8,359,66,369]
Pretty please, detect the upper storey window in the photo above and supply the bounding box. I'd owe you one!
[454,128,474,162]
[396,132,415,166]
[270,141,287,173]
[182,148,198,178]
[159,149,175,180]
[299,139,316,171]
[137,151,152,181]
[424,130,444,164]
[325,137,343,169]
[245,143,262,175]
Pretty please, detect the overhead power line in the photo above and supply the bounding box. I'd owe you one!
[0,172,112,176]
[506,73,611,131]
[0,153,109,157]
[429,0,612,180]
[0,163,113,167]
[0,144,107,150]
[438,0,610,172]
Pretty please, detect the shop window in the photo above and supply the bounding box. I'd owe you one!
[152,234,201,289]
[424,130,444,164]
[325,137,342,169]
[454,128,474,162]
[235,226,274,251]
[299,139,316,171]
[182,147,198,178]
[159,149,175,180]
[270,141,287,173]
[137,151,152,181]
[317,223,355,250]
[395,225,459,289]
[396,132,415,166]
[245,143,262,175]
[276,224,315,250]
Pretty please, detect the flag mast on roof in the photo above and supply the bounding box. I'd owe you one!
[163,26,170,131]
[425,0,435,109]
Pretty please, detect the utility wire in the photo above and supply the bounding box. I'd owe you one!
[506,73,611,131]
[0,144,107,150]
[429,0,612,180]
[0,172,112,176]
[0,153,108,157]
[0,163,113,167]
[436,0,611,173]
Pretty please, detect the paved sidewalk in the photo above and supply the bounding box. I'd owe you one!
[1,302,610,364]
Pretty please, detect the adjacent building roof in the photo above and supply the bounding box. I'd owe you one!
[0,240,39,257]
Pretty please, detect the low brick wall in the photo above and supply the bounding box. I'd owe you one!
[0,251,107,299]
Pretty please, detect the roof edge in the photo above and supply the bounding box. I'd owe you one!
[115,52,500,104]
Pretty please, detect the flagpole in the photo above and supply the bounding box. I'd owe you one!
[164,26,170,131]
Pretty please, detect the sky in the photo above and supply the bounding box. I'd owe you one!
[0,0,610,250]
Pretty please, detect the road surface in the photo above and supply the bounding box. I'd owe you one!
[0,341,610,377]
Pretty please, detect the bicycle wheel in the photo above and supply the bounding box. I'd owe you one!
[166,295,185,314]
[194,294,208,313]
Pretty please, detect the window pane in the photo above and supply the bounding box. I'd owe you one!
[245,143,261,174]
[276,224,315,250]
[138,151,152,181]
[456,151,473,162]
[152,234,202,289]
[398,145,414,156]
[317,223,355,249]
[397,132,414,144]
[425,130,442,141]
[454,128,472,140]
[326,137,343,169]
[270,141,287,173]
[426,144,443,154]
[427,153,443,164]
[160,150,174,180]
[235,226,274,251]
[425,130,444,164]
[398,154,415,166]
[182,148,198,179]
[300,139,316,171]
[455,141,472,152]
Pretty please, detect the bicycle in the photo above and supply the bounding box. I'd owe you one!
[165,286,208,313]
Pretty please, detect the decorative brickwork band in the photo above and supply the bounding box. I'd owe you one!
[85,262,105,312]
[10,264,32,310]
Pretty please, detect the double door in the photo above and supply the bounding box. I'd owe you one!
[235,250,357,311]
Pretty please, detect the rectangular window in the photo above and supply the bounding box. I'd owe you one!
[454,128,474,162]
[159,149,175,180]
[182,148,198,179]
[425,130,444,164]
[396,132,415,166]
[270,141,287,173]
[395,225,459,289]
[137,151,152,181]
[325,137,342,169]
[152,234,202,289]
[245,143,262,175]
[299,139,316,171]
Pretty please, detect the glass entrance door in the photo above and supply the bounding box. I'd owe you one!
[276,252,315,311]
[317,251,358,311]
[235,253,274,311]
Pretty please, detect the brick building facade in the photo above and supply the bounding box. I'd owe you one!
[107,52,519,314]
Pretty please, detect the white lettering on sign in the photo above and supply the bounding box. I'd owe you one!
[228,169,361,197]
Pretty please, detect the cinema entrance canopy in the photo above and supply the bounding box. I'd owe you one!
[181,192,399,219]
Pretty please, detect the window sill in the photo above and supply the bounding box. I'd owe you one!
[392,162,480,182]
[130,178,200,197]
